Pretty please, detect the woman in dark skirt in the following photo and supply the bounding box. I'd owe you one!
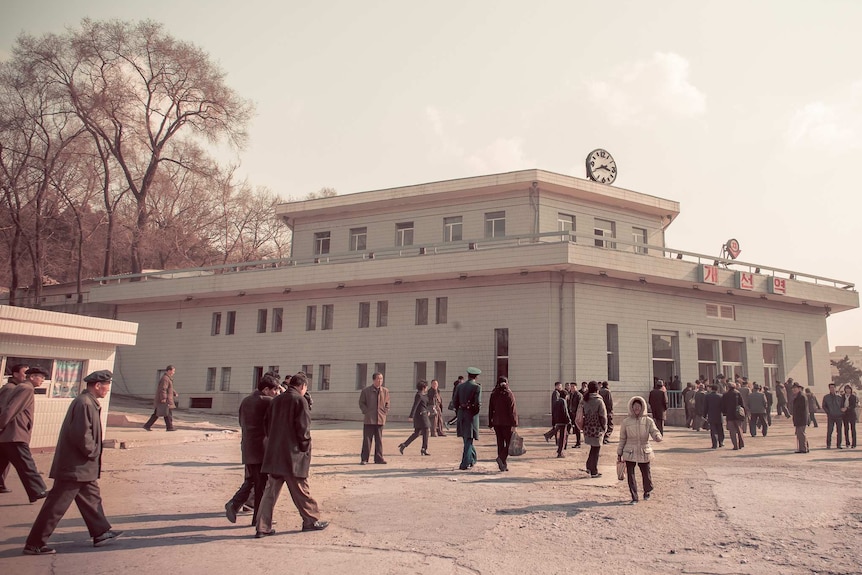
[399,380,432,456]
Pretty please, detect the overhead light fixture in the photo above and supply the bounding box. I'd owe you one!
[754,267,761,274]
[520,270,529,276]
[639,277,647,284]
[713,260,719,266]
[599,271,608,277]
[789,274,796,280]
[184,296,194,302]
[760,295,768,300]
[459,273,468,280]
[336,283,345,290]
[394,279,403,285]
[825,306,832,318]
[238,291,246,297]
[692,285,700,291]
[676,253,683,260]
[727,290,734,295]
[283,287,291,294]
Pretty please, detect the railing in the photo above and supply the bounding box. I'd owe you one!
[91,230,856,291]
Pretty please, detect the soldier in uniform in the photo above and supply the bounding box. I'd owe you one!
[453,367,482,470]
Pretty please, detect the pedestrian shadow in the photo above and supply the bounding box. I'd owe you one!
[495,499,624,518]
[0,511,227,533]
[146,461,240,468]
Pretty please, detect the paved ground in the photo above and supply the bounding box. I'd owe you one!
[1,397,860,575]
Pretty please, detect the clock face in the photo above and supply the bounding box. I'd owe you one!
[586,149,617,184]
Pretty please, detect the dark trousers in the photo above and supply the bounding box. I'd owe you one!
[766,408,772,426]
[654,418,665,435]
[808,412,818,427]
[0,442,47,501]
[795,425,809,452]
[709,420,725,448]
[361,424,385,463]
[144,409,174,430]
[727,419,745,449]
[604,414,614,441]
[401,428,429,451]
[26,479,112,547]
[776,403,790,418]
[568,423,581,446]
[749,413,768,436]
[256,473,320,532]
[493,426,512,466]
[228,463,267,525]
[826,416,843,447]
[431,409,445,436]
[0,462,8,488]
[459,436,476,469]
[842,415,857,447]
[586,445,601,475]
[625,461,653,501]
[554,424,567,455]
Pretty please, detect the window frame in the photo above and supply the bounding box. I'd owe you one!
[443,216,463,242]
[314,231,331,255]
[484,211,506,239]
[395,222,414,247]
[349,227,367,251]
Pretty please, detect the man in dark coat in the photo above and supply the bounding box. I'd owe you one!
[143,365,177,431]
[648,381,668,434]
[453,367,482,470]
[703,385,725,448]
[542,381,564,442]
[682,383,696,429]
[721,383,745,450]
[566,385,582,448]
[0,366,49,503]
[23,370,122,555]
[774,380,790,418]
[791,383,809,453]
[256,372,327,537]
[427,379,446,437]
[551,390,570,457]
[0,362,29,494]
[599,382,614,443]
[225,373,280,526]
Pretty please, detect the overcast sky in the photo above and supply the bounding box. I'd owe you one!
[3,0,860,349]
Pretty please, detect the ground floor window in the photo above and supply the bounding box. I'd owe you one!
[495,328,509,380]
[762,341,783,387]
[652,333,678,383]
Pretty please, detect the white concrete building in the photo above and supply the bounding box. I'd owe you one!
[0,306,138,448]
[86,169,858,422]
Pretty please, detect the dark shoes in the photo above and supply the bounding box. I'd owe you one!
[255,529,276,539]
[360,460,368,465]
[420,449,430,456]
[398,443,406,455]
[225,502,237,523]
[29,491,48,503]
[0,486,11,493]
[644,491,652,500]
[166,428,177,432]
[590,473,602,478]
[496,457,505,471]
[301,520,329,532]
[374,459,387,464]
[142,425,152,431]
[23,545,56,555]
[556,453,565,458]
[237,504,254,515]
[93,530,123,547]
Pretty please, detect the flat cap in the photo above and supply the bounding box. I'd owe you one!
[84,370,113,383]
[25,366,50,377]
[466,367,482,375]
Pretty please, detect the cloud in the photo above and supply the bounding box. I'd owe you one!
[585,52,706,127]
[786,82,862,151]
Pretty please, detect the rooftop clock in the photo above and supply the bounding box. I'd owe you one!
[585,148,617,185]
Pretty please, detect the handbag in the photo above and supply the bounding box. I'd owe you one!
[616,458,626,481]
[509,430,526,456]
[735,405,745,418]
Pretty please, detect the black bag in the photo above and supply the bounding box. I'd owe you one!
[463,387,480,415]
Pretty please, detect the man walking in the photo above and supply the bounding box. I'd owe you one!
[822,383,844,448]
[722,383,745,450]
[703,384,725,448]
[748,384,768,437]
[648,381,668,435]
[143,365,177,431]
[23,370,122,554]
[0,362,29,494]
[427,379,446,437]
[791,383,809,453]
[225,373,279,527]
[542,382,563,442]
[805,388,820,427]
[763,384,774,426]
[0,366,48,503]
[599,381,614,444]
[682,382,696,429]
[775,380,790,419]
[453,367,482,470]
[358,372,390,464]
[256,372,328,537]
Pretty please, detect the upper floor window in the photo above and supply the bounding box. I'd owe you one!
[632,227,647,254]
[594,219,616,249]
[226,311,236,335]
[558,213,576,241]
[706,303,735,320]
[436,297,448,324]
[485,211,506,239]
[443,216,463,242]
[211,312,222,336]
[396,222,414,247]
[359,302,370,328]
[257,309,268,333]
[322,304,334,330]
[306,306,317,331]
[415,298,428,325]
[377,301,388,327]
[349,227,367,251]
[272,308,283,333]
[314,232,330,255]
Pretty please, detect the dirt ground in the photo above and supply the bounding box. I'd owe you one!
[1,408,860,575]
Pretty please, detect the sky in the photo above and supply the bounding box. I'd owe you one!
[3,0,861,349]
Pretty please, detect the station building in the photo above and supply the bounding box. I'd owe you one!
[83,169,858,422]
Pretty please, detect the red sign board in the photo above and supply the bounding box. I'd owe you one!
[700,264,718,285]
[737,272,754,291]
[769,277,787,295]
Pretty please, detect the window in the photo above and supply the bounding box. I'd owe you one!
[435,297,448,324]
[356,363,368,390]
[226,311,236,335]
[306,306,317,331]
[322,304,334,330]
[253,366,264,389]
[594,219,616,249]
[272,308,283,333]
[558,213,576,241]
[377,301,388,327]
[606,324,619,381]
[349,227,367,251]
[211,312,222,336]
[804,342,814,386]
[434,361,447,389]
[697,338,718,383]
[359,302,370,328]
[318,364,330,391]
[706,303,735,320]
[314,232,330,255]
[415,298,428,325]
[651,333,677,383]
[443,216,463,242]
[396,222,414,247]
[485,211,506,239]
[374,363,386,379]
[176,322,182,329]
[206,367,216,391]
[721,340,745,379]
[302,364,314,381]
[762,342,782,388]
[632,227,647,254]
[257,309,268,333]
[414,362,427,384]
[495,328,509,379]
[268,365,280,378]
[220,367,232,392]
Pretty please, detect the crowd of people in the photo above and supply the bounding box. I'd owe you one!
[2,359,859,555]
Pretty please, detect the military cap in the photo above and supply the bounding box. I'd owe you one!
[25,366,50,377]
[83,370,113,383]
[466,367,482,375]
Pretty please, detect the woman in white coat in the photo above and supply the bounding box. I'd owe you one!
[617,396,662,504]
